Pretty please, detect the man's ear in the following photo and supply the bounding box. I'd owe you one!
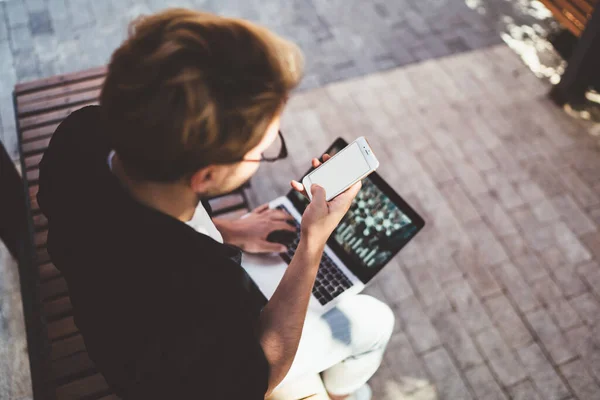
[190,165,214,193]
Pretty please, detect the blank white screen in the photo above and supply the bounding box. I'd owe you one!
[309,142,370,199]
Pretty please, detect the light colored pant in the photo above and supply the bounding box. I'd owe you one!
[277,294,395,395]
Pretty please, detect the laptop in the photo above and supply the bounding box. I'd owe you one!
[241,138,425,314]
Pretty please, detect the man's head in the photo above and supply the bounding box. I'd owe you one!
[100,9,303,197]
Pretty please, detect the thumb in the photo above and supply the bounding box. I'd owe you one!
[310,184,327,204]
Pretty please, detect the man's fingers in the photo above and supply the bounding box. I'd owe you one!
[322,153,331,161]
[253,203,270,213]
[259,241,287,254]
[311,158,321,168]
[272,221,297,232]
[269,209,294,221]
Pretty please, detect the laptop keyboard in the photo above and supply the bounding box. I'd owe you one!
[275,205,353,305]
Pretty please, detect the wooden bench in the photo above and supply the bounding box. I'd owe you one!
[15,67,253,400]
[540,0,597,36]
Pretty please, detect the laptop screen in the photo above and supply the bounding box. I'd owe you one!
[287,138,424,283]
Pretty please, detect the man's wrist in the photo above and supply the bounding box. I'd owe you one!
[213,218,237,245]
[296,237,325,265]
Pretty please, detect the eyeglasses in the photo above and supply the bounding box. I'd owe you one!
[243,130,288,163]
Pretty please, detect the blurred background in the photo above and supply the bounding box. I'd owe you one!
[1,0,600,399]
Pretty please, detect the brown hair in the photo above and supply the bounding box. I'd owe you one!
[100,9,303,182]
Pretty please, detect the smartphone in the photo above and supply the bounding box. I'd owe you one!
[302,137,379,201]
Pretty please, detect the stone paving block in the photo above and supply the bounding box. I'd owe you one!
[580,231,600,263]
[507,380,543,400]
[560,359,600,400]
[484,170,525,211]
[405,262,452,317]
[475,328,528,387]
[416,148,454,185]
[5,0,29,29]
[499,232,530,259]
[438,181,480,225]
[531,197,561,223]
[488,144,529,183]
[24,0,47,12]
[464,220,509,268]
[464,364,508,400]
[474,192,519,237]
[524,308,576,365]
[509,206,555,251]
[517,343,572,400]
[569,293,600,327]
[513,252,549,284]
[551,221,592,265]
[443,278,494,334]
[431,312,484,371]
[12,50,40,82]
[384,333,433,395]
[8,24,34,53]
[396,296,441,353]
[0,9,8,42]
[430,254,464,286]
[374,261,414,305]
[565,325,600,384]
[532,276,582,330]
[559,169,600,209]
[29,10,54,36]
[527,162,566,198]
[538,247,588,298]
[552,194,597,236]
[578,262,600,299]
[484,294,534,349]
[453,246,503,299]
[492,261,540,313]
[422,347,473,399]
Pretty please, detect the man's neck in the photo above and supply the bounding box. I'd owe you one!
[111,153,199,222]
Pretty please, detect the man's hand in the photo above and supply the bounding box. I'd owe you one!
[291,154,361,248]
[214,204,296,254]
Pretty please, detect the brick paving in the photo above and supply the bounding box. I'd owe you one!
[0,0,507,159]
[247,45,600,399]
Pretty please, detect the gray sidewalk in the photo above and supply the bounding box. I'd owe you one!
[1,0,509,160]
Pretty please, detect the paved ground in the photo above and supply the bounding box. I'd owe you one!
[0,0,508,159]
[247,45,600,399]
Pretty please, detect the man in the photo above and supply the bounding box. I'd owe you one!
[38,9,394,399]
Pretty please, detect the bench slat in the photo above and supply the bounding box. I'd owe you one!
[22,136,52,155]
[24,153,44,170]
[40,277,69,301]
[52,335,86,361]
[21,123,59,142]
[52,351,96,382]
[44,296,72,320]
[48,316,77,341]
[33,212,48,231]
[55,372,110,400]
[19,89,102,116]
[35,229,48,247]
[15,66,107,95]
[40,262,61,281]
[17,77,104,107]
[19,101,97,130]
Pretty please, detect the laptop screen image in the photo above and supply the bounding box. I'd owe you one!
[287,138,424,283]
